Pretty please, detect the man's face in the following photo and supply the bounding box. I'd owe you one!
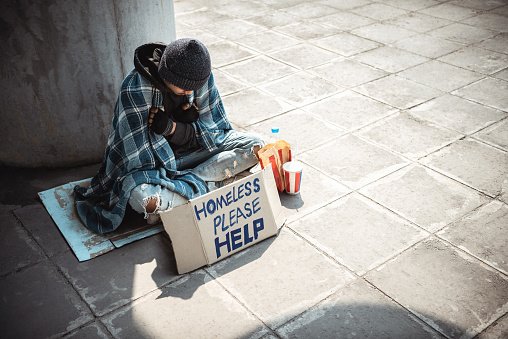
[163,80,193,96]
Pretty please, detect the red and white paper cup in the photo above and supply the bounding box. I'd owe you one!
[283,161,303,195]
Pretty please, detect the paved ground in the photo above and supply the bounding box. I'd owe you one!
[1,0,508,338]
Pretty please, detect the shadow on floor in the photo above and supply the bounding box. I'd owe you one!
[0,163,101,206]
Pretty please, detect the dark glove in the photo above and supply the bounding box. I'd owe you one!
[173,102,199,123]
[148,107,174,136]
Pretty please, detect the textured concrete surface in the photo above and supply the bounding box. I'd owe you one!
[0,0,176,167]
[1,0,508,338]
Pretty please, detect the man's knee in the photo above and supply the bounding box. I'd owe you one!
[144,196,159,214]
[225,131,264,151]
[128,184,162,215]
[241,134,264,156]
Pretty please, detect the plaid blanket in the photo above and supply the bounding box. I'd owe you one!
[74,70,232,234]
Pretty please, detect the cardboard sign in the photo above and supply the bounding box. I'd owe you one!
[160,168,284,274]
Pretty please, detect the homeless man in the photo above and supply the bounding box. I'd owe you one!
[74,38,263,234]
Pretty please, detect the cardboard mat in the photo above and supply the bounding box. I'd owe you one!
[38,179,163,261]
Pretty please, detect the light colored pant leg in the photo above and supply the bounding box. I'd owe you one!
[129,183,187,220]
[178,130,264,182]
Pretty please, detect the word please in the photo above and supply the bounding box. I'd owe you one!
[213,197,261,235]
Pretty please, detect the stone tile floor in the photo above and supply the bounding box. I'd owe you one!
[1,0,508,338]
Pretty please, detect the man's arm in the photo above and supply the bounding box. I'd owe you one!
[148,107,175,136]
[148,105,199,149]
[166,122,198,148]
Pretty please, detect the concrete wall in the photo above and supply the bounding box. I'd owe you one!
[0,0,176,167]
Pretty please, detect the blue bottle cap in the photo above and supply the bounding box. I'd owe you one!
[271,128,280,133]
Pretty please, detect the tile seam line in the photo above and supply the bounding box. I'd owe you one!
[251,69,339,95]
[0,209,46,279]
[10,210,103,336]
[416,160,505,201]
[94,271,201,327]
[241,107,318,129]
[202,268,280,337]
[301,76,401,113]
[332,150,506,236]
[374,16,504,53]
[62,319,113,339]
[282,222,425,285]
[349,78,444,111]
[299,106,401,136]
[0,259,46,280]
[240,107,298,128]
[352,124,464,162]
[45,236,179,320]
[357,185,492,234]
[423,130,508,155]
[286,219,430,277]
[266,52,347,74]
[283,225,450,337]
[297,145,412,190]
[476,311,508,338]
[354,192,508,278]
[359,236,508,338]
[425,22,504,49]
[276,273,448,339]
[394,65,488,93]
[436,56,508,78]
[100,268,193,317]
[346,97,503,163]
[470,136,508,154]
[282,193,353,226]
[220,59,301,88]
[266,226,387,331]
[360,273,453,338]
[213,53,258,69]
[371,0,500,13]
[410,107,508,138]
[353,103,471,138]
[272,278,371,335]
[356,192,505,274]
[452,78,508,114]
[353,195,499,273]
[255,80,345,111]
[371,236,508,337]
[283,190,358,228]
[434,234,508,279]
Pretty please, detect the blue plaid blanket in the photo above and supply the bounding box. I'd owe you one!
[74,70,232,234]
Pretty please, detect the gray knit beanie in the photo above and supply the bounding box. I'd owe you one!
[158,38,211,91]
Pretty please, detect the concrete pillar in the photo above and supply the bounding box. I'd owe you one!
[0,0,176,167]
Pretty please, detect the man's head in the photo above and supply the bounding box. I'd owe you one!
[158,38,211,94]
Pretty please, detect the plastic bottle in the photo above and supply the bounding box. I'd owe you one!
[270,127,280,144]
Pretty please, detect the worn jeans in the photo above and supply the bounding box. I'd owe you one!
[128,130,263,222]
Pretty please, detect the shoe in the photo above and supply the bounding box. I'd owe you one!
[146,214,161,225]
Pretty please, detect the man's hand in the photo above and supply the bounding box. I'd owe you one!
[173,102,199,123]
[148,107,174,136]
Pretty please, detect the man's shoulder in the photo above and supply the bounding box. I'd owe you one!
[195,71,219,98]
[120,69,152,92]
